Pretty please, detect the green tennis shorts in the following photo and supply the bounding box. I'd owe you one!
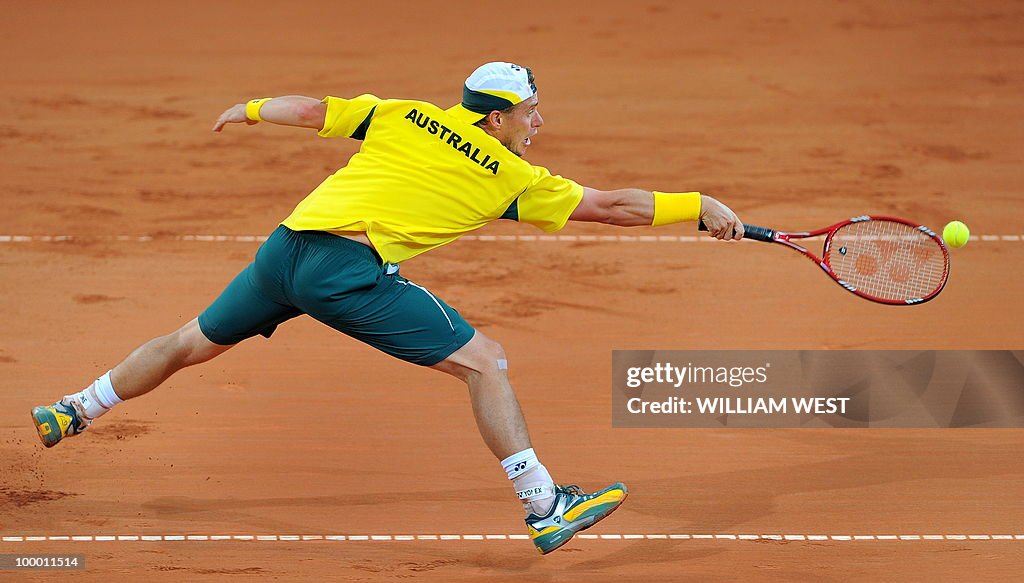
[198,225,475,366]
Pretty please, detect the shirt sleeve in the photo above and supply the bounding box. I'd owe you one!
[515,166,585,232]
[318,94,383,138]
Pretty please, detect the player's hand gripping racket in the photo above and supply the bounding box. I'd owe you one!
[699,216,949,305]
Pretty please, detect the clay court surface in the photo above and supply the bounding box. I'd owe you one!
[2,1,1023,580]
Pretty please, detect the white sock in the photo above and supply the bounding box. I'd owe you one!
[68,371,122,420]
[501,448,556,516]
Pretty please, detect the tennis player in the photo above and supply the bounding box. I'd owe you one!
[32,62,743,554]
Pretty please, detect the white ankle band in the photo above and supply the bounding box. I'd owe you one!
[93,371,122,408]
[501,448,538,480]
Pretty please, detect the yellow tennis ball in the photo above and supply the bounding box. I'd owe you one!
[942,221,970,248]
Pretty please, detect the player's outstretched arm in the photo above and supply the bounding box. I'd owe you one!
[569,187,744,240]
[212,96,327,132]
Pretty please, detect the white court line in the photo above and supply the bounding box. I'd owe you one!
[2,533,1021,543]
[0,234,1020,244]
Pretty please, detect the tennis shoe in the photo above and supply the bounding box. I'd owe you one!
[526,481,628,554]
[31,397,91,448]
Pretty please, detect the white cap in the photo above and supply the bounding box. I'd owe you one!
[446,62,536,124]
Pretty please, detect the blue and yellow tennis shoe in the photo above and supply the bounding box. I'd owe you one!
[31,398,91,448]
[526,482,628,554]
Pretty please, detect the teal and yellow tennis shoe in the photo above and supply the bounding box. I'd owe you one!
[31,399,91,448]
[526,482,628,554]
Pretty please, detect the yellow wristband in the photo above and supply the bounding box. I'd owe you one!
[652,191,702,226]
[245,98,271,122]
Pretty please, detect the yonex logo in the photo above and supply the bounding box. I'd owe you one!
[517,486,546,499]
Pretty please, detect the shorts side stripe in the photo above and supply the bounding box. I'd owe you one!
[397,280,456,333]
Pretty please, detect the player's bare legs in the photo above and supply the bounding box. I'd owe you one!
[432,332,531,459]
[31,318,233,448]
[433,331,556,511]
[110,318,233,400]
[433,330,627,553]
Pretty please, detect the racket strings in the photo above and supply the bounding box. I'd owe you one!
[825,220,948,301]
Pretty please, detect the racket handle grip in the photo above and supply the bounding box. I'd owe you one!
[697,221,776,242]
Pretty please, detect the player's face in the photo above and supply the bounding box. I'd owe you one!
[500,95,543,157]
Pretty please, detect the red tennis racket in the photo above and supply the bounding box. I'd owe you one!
[699,216,950,305]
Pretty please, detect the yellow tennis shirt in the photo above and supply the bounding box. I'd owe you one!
[281,94,584,264]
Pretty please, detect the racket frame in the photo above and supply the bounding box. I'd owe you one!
[707,215,950,305]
